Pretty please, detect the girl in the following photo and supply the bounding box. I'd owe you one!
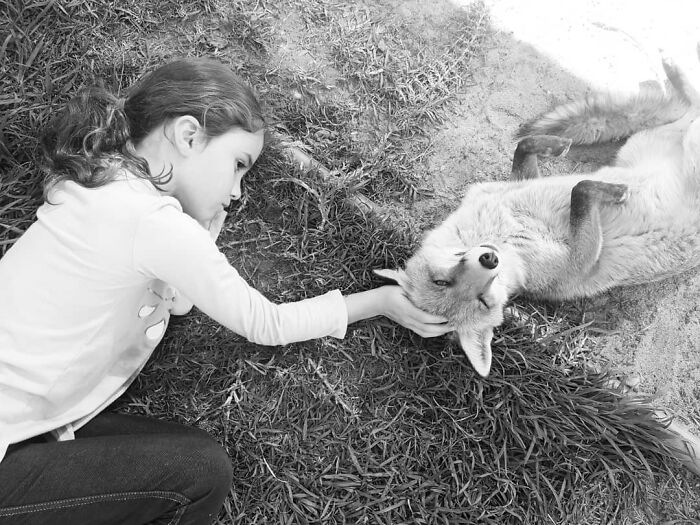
[0,58,451,524]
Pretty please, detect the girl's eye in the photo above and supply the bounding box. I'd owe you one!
[433,280,450,287]
[236,161,247,170]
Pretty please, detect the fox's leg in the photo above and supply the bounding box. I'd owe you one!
[662,55,700,106]
[511,135,572,180]
[682,116,700,183]
[616,58,699,168]
[566,180,629,275]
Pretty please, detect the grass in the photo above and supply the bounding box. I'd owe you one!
[2,0,699,523]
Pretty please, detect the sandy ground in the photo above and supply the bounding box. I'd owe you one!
[419,0,700,433]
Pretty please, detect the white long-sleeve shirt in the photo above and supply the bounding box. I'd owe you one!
[0,173,348,460]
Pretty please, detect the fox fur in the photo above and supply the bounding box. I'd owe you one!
[376,50,700,377]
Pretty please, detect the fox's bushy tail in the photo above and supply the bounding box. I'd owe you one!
[516,85,689,145]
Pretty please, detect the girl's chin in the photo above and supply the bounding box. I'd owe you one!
[187,210,214,223]
[184,213,210,228]
[183,206,221,229]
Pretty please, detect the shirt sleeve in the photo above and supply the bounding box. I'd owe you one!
[132,205,348,345]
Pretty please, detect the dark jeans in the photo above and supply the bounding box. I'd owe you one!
[0,413,233,525]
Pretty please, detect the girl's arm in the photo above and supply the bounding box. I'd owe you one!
[344,285,452,338]
[210,210,450,338]
[170,210,227,316]
[138,208,451,344]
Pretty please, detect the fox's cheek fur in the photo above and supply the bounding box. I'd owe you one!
[375,263,508,377]
[418,277,507,377]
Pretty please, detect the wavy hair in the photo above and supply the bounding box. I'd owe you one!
[40,58,265,198]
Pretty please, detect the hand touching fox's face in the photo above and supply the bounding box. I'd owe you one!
[376,244,507,377]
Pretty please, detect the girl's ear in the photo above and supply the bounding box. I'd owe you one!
[171,115,204,156]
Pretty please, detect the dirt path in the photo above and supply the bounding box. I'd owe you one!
[420,0,700,433]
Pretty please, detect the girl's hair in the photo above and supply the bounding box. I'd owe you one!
[40,58,265,197]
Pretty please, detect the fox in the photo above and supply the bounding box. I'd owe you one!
[376,49,700,378]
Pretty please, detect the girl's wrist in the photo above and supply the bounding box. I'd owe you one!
[344,286,390,325]
[373,285,393,317]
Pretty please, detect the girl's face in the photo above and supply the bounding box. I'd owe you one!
[174,127,265,225]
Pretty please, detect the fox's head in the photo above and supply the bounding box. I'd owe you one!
[376,243,510,377]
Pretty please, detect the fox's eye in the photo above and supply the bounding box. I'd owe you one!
[433,279,450,287]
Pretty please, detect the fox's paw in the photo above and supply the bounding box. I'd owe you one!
[572,180,629,205]
[603,183,630,204]
[516,135,572,158]
[661,54,680,80]
[661,52,700,105]
[662,57,685,94]
[638,79,664,97]
[512,135,573,180]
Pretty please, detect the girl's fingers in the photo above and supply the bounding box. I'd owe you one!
[386,288,452,336]
[409,304,449,325]
[413,319,454,338]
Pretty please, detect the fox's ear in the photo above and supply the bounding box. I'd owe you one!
[457,326,493,377]
[374,268,409,289]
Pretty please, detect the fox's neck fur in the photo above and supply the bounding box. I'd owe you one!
[448,200,569,300]
[490,242,528,297]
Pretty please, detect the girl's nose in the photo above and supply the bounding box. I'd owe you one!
[230,180,242,201]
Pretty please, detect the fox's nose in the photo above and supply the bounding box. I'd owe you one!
[478,251,499,270]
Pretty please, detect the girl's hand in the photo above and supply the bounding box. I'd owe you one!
[345,286,452,338]
[207,209,228,241]
[169,285,194,316]
[378,285,453,338]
